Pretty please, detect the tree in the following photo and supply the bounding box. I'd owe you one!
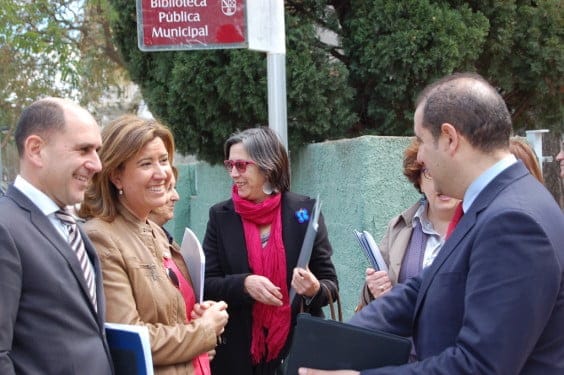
[0,0,126,151]
[109,0,357,164]
[109,0,562,163]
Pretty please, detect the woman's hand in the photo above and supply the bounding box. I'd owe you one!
[207,349,216,361]
[197,300,229,337]
[191,300,215,319]
[365,268,392,298]
[244,274,283,306]
[291,267,320,298]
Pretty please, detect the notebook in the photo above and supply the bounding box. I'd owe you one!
[284,314,411,374]
[105,322,153,375]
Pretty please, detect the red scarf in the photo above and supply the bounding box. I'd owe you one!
[162,256,211,375]
[232,185,291,364]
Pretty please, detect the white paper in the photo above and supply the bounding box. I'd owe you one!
[353,229,388,272]
[362,231,388,273]
[180,228,205,304]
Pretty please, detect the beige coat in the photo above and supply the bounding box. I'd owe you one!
[85,205,217,375]
[356,201,420,310]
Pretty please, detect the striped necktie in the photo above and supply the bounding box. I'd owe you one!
[56,210,97,311]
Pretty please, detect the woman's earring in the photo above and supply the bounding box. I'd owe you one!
[262,182,273,195]
[119,189,123,195]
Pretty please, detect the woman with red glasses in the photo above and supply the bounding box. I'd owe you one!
[203,127,339,375]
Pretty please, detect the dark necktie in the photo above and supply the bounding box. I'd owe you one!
[446,202,464,239]
[56,210,97,310]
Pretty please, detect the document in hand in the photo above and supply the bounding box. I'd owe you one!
[105,322,154,375]
[289,196,321,304]
[353,229,388,272]
[180,227,205,304]
[284,314,411,374]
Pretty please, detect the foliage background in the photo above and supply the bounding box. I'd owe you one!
[1,0,562,201]
[109,0,562,164]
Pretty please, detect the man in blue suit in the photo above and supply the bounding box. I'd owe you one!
[0,98,114,374]
[300,73,564,374]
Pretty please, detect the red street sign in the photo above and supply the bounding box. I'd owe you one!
[137,0,247,51]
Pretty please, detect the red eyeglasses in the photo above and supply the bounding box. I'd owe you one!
[223,159,256,173]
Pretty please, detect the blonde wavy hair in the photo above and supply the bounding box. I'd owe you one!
[79,115,175,221]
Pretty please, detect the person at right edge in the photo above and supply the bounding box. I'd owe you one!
[203,127,339,375]
[299,72,564,375]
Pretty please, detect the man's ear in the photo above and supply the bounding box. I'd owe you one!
[440,123,460,156]
[25,135,45,167]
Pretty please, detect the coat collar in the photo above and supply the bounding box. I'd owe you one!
[6,184,104,321]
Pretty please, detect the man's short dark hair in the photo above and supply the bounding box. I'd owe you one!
[14,99,66,157]
[416,72,512,153]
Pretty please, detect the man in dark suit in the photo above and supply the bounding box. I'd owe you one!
[300,73,564,375]
[0,98,114,374]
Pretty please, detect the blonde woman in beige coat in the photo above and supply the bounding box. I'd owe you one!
[79,115,228,375]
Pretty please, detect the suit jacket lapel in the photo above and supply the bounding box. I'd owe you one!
[414,208,477,317]
[414,162,529,318]
[9,187,100,318]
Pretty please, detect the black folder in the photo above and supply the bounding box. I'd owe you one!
[289,196,321,304]
[284,314,411,374]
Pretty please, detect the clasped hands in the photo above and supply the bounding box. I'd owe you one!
[244,267,320,306]
[191,300,229,333]
[191,300,229,352]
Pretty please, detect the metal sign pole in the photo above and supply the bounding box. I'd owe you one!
[267,53,288,150]
[247,0,288,151]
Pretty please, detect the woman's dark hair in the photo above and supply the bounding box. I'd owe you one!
[14,98,66,157]
[224,127,290,193]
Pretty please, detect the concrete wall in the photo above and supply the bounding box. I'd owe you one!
[167,135,419,320]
